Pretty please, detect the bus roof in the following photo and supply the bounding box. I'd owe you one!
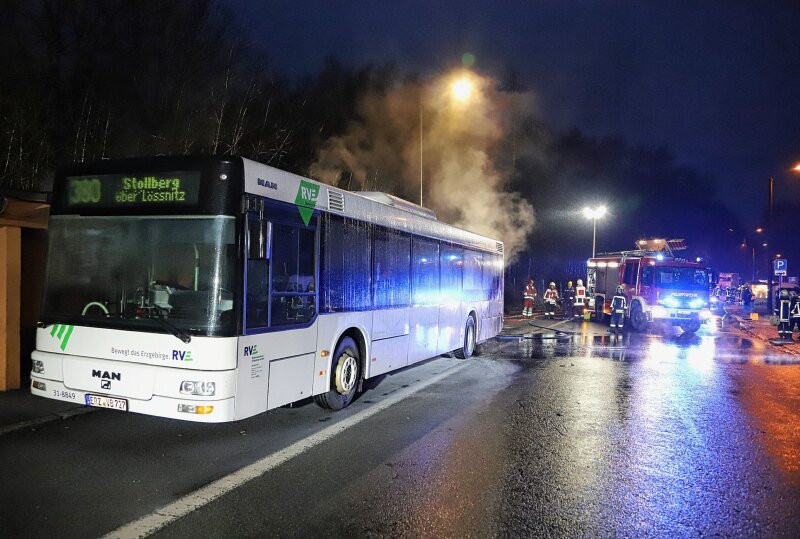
[242,158,503,255]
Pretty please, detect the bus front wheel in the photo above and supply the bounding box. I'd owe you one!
[454,316,476,359]
[314,336,361,411]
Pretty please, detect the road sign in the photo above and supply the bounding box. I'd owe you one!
[774,258,788,276]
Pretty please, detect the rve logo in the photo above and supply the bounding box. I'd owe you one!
[171,350,193,361]
[244,345,259,356]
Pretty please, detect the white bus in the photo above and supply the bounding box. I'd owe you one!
[31,156,504,422]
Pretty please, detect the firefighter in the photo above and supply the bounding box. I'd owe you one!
[790,290,800,336]
[776,288,792,340]
[562,281,576,320]
[609,285,627,333]
[522,278,537,317]
[544,282,559,319]
[574,278,586,321]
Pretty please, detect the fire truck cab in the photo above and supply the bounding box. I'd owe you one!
[587,239,712,333]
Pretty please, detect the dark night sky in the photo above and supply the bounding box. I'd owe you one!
[229,0,800,229]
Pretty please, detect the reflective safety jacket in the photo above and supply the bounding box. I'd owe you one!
[523,284,537,300]
[563,286,576,303]
[777,299,791,322]
[611,294,627,314]
[544,288,559,303]
[791,297,800,318]
[575,286,586,306]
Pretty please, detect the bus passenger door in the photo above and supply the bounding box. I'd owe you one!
[238,206,319,416]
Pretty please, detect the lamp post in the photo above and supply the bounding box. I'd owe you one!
[582,205,607,257]
[767,164,800,311]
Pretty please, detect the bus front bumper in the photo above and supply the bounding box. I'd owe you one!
[31,377,236,422]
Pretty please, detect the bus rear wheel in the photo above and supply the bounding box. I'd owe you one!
[314,337,360,411]
[454,316,476,359]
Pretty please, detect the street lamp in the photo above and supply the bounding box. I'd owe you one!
[767,164,800,310]
[582,205,607,257]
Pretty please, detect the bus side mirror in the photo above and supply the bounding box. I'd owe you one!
[247,217,272,260]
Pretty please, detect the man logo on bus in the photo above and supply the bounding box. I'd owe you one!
[172,350,193,361]
[257,178,278,190]
[244,345,258,356]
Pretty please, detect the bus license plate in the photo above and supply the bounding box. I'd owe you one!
[85,394,128,411]
[678,310,691,317]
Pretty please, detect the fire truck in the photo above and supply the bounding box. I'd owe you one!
[586,239,712,333]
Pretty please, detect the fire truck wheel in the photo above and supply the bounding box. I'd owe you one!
[680,319,702,333]
[594,297,606,322]
[630,302,647,332]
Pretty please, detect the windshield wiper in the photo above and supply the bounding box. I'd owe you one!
[149,307,192,343]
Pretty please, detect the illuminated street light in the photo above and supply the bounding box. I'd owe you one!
[451,77,474,103]
[583,205,607,257]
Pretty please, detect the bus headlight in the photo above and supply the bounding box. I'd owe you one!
[180,381,216,396]
[652,306,668,318]
[699,309,712,320]
[32,360,45,374]
[689,299,705,309]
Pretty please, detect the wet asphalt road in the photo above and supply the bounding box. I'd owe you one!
[2,317,800,537]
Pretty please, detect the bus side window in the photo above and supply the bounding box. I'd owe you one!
[270,222,316,326]
[412,237,439,305]
[373,228,411,309]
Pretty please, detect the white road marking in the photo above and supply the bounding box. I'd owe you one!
[102,360,470,539]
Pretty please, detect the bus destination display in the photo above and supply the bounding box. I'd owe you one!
[66,171,201,207]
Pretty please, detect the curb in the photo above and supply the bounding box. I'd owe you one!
[732,314,800,356]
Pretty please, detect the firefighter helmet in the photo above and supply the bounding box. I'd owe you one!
[567,281,573,287]
[780,288,790,299]
[616,285,625,294]
[549,282,555,288]
[577,279,583,287]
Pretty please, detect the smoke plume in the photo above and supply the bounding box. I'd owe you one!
[311,70,534,262]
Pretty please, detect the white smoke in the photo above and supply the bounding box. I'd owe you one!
[311,69,535,262]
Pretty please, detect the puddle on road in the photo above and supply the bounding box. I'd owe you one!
[486,328,798,366]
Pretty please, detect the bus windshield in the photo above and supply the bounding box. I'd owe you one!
[655,266,708,291]
[41,215,237,337]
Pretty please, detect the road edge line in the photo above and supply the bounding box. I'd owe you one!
[101,360,470,539]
